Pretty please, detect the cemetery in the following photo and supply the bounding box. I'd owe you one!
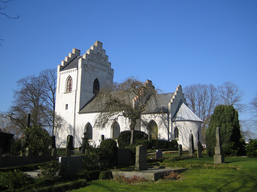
[0,121,257,191]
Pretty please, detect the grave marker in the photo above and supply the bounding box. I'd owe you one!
[214,127,224,164]
[135,145,147,171]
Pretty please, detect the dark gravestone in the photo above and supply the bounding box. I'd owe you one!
[66,135,73,156]
[214,127,224,164]
[189,133,194,155]
[51,136,56,149]
[155,149,162,159]
[197,140,202,158]
[135,145,147,171]
[26,114,31,128]
[178,144,182,156]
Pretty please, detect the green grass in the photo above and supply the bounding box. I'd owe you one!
[72,156,257,192]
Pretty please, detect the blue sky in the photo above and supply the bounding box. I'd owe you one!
[1,0,256,122]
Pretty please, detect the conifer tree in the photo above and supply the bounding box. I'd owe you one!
[206,105,245,156]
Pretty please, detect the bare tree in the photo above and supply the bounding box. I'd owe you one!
[184,84,219,142]
[0,113,23,137]
[250,91,257,121]
[40,69,57,135]
[6,69,57,135]
[95,77,159,144]
[218,82,245,112]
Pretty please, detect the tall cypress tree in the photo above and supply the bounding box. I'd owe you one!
[206,105,245,156]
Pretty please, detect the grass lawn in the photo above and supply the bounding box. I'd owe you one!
[72,156,257,192]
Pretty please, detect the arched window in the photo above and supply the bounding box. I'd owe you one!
[148,120,158,140]
[174,127,179,140]
[84,123,92,140]
[66,76,73,92]
[112,121,120,139]
[93,78,100,95]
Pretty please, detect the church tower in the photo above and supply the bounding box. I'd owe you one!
[55,41,114,138]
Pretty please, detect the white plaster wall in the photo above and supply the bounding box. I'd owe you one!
[55,69,78,148]
[74,112,131,148]
[141,113,169,140]
[172,121,201,150]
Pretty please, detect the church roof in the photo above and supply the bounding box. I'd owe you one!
[172,103,202,122]
[60,56,81,71]
[79,92,174,114]
[142,92,174,114]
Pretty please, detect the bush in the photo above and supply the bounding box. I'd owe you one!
[1,169,34,190]
[205,105,245,156]
[82,151,101,171]
[11,139,22,155]
[118,130,148,148]
[99,139,118,168]
[25,126,51,156]
[246,139,257,157]
[99,170,112,180]
[38,161,67,179]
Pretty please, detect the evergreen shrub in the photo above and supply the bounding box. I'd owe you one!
[1,169,34,190]
[205,105,245,156]
[246,139,257,157]
[99,139,118,168]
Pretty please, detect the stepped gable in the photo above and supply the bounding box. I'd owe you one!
[82,41,111,67]
[59,41,113,76]
[60,48,81,71]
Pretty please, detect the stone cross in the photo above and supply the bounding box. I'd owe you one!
[135,145,147,171]
[189,133,194,155]
[214,127,224,164]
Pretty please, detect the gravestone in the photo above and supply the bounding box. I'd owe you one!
[155,149,162,159]
[214,127,224,164]
[26,113,31,128]
[66,135,73,156]
[197,140,202,158]
[51,136,56,149]
[59,156,83,175]
[178,144,182,156]
[135,145,147,171]
[189,133,194,155]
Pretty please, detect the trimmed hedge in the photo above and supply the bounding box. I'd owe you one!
[141,140,178,150]
[118,130,148,148]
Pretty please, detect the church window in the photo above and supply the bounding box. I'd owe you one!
[65,104,68,110]
[112,121,120,139]
[93,79,100,95]
[84,123,92,140]
[148,120,158,140]
[174,127,179,140]
[66,76,73,92]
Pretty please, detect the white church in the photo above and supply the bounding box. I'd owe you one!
[54,41,202,150]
